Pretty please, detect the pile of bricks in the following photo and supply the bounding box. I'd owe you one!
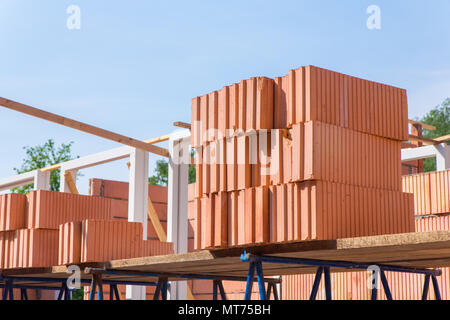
[0,190,173,270]
[283,169,450,300]
[58,220,173,265]
[190,65,415,250]
[403,170,450,215]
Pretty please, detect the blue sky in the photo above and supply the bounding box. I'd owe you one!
[0,0,449,194]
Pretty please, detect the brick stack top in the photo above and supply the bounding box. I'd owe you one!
[190,65,414,250]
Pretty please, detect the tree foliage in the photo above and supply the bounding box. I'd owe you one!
[420,98,450,172]
[12,139,78,194]
[149,159,196,186]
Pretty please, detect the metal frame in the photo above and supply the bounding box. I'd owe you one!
[241,252,442,301]
[0,267,280,301]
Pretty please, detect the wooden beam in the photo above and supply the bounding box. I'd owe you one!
[64,172,79,195]
[434,134,450,143]
[174,122,191,130]
[409,135,440,146]
[144,135,170,145]
[0,97,169,157]
[408,120,436,131]
[40,134,170,173]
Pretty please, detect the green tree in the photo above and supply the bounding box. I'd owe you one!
[149,157,196,186]
[420,98,450,172]
[12,139,78,194]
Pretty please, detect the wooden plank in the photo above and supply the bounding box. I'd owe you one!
[5,232,450,285]
[174,122,191,130]
[409,135,440,146]
[64,171,79,195]
[408,120,436,131]
[434,134,450,143]
[0,97,169,157]
[148,197,167,242]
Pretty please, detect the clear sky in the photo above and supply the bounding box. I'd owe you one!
[0,0,449,194]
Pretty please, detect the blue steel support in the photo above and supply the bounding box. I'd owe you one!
[154,277,168,300]
[266,283,272,300]
[242,254,441,277]
[422,275,431,300]
[323,267,332,301]
[113,284,120,300]
[3,279,13,301]
[212,281,218,301]
[217,280,227,300]
[89,279,96,301]
[310,267,323,301]
[371,270,378,301]
[244,260,256,300]
[57,282,66,301]
[161,280,168,301]
[431,275,442,300]
[20,288,28,301]
[109,284,120,301]
[254,259,267,300]
[379,269,392,300]
[153,279,162,300]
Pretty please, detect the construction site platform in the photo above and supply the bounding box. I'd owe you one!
[1,231,450,290]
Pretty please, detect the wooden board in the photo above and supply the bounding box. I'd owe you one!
[3,231,450,286]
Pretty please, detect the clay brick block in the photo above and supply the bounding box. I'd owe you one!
[256,77,274,130]
[0,193,27,231]
[227,191,238,247]
[237,135,251,190]
[200,196,214,248]
[191,97,201,148]
[244,188,255,245]
[226,136,237,192]
[27,190,113,229]
[208,91,218,142]
[255,186,269,243]
[237,190,246,246]
[214,193,228,247]
[218,86,229,139]
[291,121,402,190]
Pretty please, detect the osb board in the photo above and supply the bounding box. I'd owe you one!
[3,231,450,284]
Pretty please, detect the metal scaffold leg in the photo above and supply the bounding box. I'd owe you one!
[57,282,69,301]
[431,275,442,300]
[2,279,13,301]
[110,284,121,300]
[243,254,267,301]
[20,288,28,301]
[213,280,227,300]
[88,272,104,301]
[266,282,279,300]
[308,267,332,300]
[310,267,323,300]
[153,277,168,301]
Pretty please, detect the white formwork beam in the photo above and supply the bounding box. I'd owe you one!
[402,143,450,171]
[167,130,190,300]
[0,170,50,192]
[126,148,149,300]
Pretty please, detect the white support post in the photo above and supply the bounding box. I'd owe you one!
[34,170,51,191]
[59,168,77,193]
[167,130,190,300]
[126,148,149,300]
[436,144,450,171]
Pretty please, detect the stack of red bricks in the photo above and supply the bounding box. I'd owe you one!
[190,65,415,250]
[0,190,173,270]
